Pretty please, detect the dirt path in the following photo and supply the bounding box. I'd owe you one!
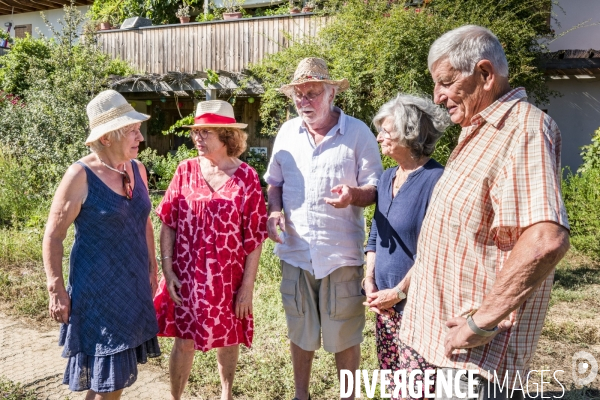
[0,313,184,400]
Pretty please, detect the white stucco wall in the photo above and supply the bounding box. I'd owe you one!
[544,79,600,172]
[0,6,90,40]
[550,0,600,51]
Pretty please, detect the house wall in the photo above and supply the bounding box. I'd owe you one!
[0,6,90,40]
[550,0,600,51]
[544,79,600,172]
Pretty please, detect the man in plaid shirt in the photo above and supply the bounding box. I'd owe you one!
[398,25,571,399]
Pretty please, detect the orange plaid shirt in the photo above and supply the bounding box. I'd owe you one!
[399,88,569,383]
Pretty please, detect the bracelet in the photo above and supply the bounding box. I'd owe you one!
[160,255,172,261]
[466,310,498,337]
[361,275,375,290]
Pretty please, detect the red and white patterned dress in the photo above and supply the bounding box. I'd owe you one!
[153,159,268,351]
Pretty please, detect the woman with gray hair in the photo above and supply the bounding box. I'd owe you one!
[363,93,450,398]
[43,90,160,399]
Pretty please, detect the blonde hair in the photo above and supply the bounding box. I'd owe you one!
[88,125,131,153]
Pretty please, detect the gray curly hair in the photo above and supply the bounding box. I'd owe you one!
[373,94,451,159]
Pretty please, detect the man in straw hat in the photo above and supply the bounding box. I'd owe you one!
[264,57,383,400]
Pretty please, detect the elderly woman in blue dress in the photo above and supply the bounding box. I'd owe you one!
[42,90,160,400]
[363,93,450,399]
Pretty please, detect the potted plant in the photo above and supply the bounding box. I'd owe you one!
[0,31,12,48]
[99,15,112,30]
[302,0,315,12]
[222,0,244,20]
[176,4,191,23]
[289,0,301,13]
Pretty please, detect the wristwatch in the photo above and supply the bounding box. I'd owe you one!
[466,310,498,337]
[394,286,407,301]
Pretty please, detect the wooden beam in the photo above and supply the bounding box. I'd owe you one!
[0,0,39,13]
[0,4,16,13]
[20,0,69,9]
[27,0,66,9]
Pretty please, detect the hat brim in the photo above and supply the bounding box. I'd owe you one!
[182,123,248,129]
[279,78,350,97]
[85,110,150,145]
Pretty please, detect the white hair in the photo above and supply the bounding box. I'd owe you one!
[373,93,451,158]
[428,25,509,77]
[88,125,130,153]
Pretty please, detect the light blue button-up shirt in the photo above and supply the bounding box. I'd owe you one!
[264,108,383,279]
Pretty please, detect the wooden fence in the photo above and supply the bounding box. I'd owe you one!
[97,14,328,74]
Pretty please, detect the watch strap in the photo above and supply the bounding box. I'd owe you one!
[466,314,498,337]
[395,286,407,300]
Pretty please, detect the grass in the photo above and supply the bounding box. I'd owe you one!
[0,378,37,400]
[0,223,73,320]
[150,240,382,399]
[0,195,598,397]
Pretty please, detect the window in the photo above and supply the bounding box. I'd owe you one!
[14,25,32,39]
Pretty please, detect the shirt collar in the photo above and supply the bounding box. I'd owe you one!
[299,107,346,135]
[471,87,527,129]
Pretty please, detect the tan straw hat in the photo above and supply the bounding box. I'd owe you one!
[279,57,349,97]
[183,100,247,129]
[85,90,150,145]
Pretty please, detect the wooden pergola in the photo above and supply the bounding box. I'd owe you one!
[0,0,93,16]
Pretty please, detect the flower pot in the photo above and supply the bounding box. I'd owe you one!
[289,8,301,14]
[179,16,190,23]
[302,6,314,12]
[99,22,112,30]
[223,12,242,20]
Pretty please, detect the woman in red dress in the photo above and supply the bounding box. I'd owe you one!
[153,100,268,400]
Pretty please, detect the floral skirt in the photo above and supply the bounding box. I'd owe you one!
[376,310,437,399]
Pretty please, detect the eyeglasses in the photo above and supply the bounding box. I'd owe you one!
[122,169,133,200]
[377,128,394,139]
[191,129,212,139]
[292,89,325,103]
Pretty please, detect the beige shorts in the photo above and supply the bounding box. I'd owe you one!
[279,260,365,353]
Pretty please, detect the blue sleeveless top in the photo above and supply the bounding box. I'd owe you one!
[59,160,159,357]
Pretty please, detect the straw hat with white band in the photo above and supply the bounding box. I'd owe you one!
[279,57,349,97]
[183,100,247,129]
[85,90,150,145]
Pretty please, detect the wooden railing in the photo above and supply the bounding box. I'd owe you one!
[97,14,328,74]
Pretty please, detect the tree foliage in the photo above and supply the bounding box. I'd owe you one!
[248,0,556,164]
[0,5,136,207]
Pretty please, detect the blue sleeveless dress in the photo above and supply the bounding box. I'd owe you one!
[58,160,160,392]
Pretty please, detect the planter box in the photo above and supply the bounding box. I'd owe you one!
[223,12,242,20]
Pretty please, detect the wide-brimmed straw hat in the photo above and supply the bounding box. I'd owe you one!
[85,90,150,145]
[279,57,349,97]
[183,100,247,129]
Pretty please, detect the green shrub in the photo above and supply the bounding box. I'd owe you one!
[242,148,268,186]
[579,127,600,173]
[139,145,198,190]
[0,5,137,207]
[562,166,600,260]
[0,149,44,225]
[0,35,52,96]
